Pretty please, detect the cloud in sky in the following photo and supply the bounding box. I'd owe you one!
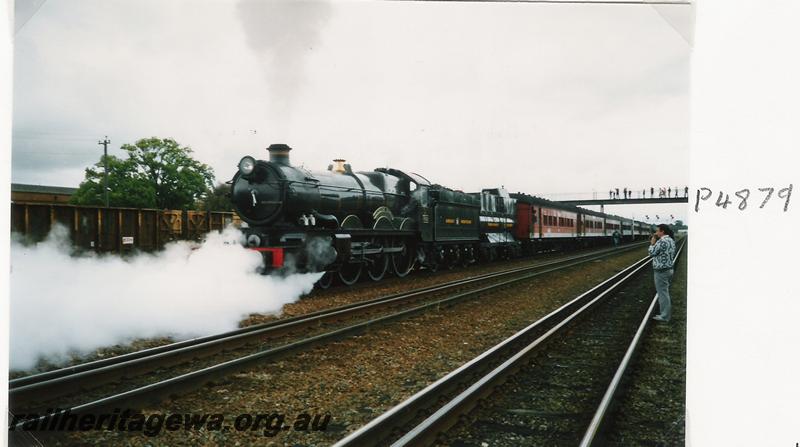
[12,0,691,220]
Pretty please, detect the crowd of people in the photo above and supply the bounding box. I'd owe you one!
[608,186,689,200]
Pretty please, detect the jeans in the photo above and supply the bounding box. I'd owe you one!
[654,268,674,320]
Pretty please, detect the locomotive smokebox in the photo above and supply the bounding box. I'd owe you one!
[267,143,292,166]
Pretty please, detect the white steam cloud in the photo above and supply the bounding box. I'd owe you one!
[9,226,321,371]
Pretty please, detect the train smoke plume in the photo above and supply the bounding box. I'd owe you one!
[236,0,332,119]
[9,225,321,371]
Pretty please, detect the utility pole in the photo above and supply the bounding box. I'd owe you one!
[98,136,110,207]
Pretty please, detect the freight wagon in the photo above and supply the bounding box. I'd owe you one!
[10,202,240,253]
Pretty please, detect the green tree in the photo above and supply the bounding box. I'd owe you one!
[70,155,158,208]
[199,183,234,211]
[71,138,214,209]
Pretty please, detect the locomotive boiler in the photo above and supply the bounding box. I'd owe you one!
[233,144,398,230]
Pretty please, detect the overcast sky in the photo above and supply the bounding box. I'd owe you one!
[12,0,692,222]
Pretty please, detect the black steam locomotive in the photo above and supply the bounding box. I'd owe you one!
[231,144,650,288]
[231,144,493,287]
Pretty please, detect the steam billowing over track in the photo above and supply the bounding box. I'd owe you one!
[9,226,320,371]
[9,243,648,431]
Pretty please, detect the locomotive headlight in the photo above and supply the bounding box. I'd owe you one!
[238,156,256,176]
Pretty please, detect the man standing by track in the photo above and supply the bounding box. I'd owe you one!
[649,224,676,322]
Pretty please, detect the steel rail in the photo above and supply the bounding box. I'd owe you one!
[10,242,643,398]
[10,242,648,424]
[333,254,655,446]
[578,240,686,447]
[335,237,684,447]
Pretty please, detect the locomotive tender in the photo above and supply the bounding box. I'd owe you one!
[230,144,653,287]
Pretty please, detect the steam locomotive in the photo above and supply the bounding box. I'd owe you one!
[230,144,652,288]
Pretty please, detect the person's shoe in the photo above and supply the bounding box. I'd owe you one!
[652,315,667,322]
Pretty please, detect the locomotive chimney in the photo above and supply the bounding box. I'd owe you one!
[267,143,292,166]
[332,159,346,173]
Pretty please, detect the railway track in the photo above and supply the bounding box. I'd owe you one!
[9,242,647,427]
[334,239,685,447]
[578,241,686,447]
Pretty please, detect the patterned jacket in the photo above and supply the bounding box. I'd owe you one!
[648,235,676,270]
